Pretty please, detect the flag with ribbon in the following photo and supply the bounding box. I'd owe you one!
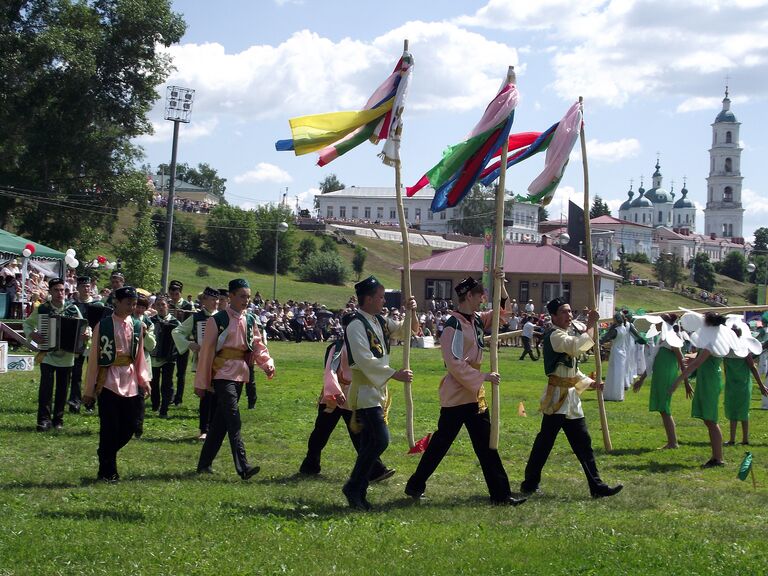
[275,51,413,167]
[406,79,519,212]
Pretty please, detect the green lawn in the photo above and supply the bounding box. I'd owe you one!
[1,342,767,575]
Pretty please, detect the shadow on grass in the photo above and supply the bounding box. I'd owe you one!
[0,406,37,415]
[0,424,94,436]
[605,447,656,456]
[0,479,82,490]
[258,472,339,485]
[37,508,145,522]
[614,461,698,473]
[135,436,200,445]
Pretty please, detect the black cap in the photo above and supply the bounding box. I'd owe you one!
[48,277,65,289]
[77,276,90,285]
[114,286,138,301]
[455,276,479,297]
[110,271,125,279]
[168,280,183,291]
[218,288,229,297]
[228,278,250,292]
[354,275,381,297]
[546,297,568,316]
[203,286,219,298]
[154,293,169,303]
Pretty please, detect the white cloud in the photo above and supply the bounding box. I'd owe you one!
[584,138,641,162]
[234,162,293,184]
[134,117,219,144]
[676,95,749,113]
[157,21,520,122]
[743,187,768,215]
[296,186,320,211]
[460,0,768,107]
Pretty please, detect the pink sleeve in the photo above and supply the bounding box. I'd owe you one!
[480,308,509,331]
[250,324,274,374]
[134,327,151,386]
[194,317,217,391]
[321,347,345,403]
[440,325,485,393]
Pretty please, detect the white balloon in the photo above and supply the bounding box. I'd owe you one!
[70,258,79,268]
[22,248,32,258]
[91,259,99,267]
[66,249,76,257]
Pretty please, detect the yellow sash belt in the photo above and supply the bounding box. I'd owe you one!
[212,347,246,374]
[540,375,583,415]
[95,354,133,395]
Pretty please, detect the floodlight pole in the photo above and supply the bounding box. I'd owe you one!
[161,120,180,292]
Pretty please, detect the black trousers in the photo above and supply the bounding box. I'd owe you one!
[97,388,143,478]
[197,380,249,475]
[151,362,176,415]
[38,364,71,426]
[245,365,256,407]
[198,391,215,434]
[344,406,389,499]
[407,403,512,501]
[301,404,387,478]
[68,354,86,407]
[521,414,606,493]
[519,336,539,360]
[174,351,189,404]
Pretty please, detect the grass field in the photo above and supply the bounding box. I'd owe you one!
[2,341,768,575]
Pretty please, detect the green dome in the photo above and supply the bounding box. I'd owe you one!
[644,187,672,204]
[715,109,737,123]
[619,188,634,211]
[630,189,652,208]
[674,188,694,208]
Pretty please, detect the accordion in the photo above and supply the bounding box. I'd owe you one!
[37,314,89,355]
[169,308,194,322]
[196,320,206,344]
[151,321,177,359]
[76,302,112,328]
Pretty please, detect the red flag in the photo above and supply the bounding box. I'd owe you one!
[408,433,431,454]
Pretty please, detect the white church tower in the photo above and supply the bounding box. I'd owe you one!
[704,87,744,239]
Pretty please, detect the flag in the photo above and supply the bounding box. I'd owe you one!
[275,51,413,166]
[408,433,431,454]
[406,78,518,212]
[738,451,753,481]
[567,200,585,254]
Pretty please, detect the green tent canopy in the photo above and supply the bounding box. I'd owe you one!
[0,228,66,260]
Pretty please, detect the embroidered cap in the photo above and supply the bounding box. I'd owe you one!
[48,277,65,289]
[546,297,568,316]
[114,286,138,300]
[228,278,250,292]
[455,276,480,297]
[168,280,183,291]
[203,286,219,298]
[110,271,125,279]
[354,275,381,297]
[76,276,91,285]
[218,288,229,297]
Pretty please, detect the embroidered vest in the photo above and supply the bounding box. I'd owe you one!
[344,312,390,366]
[212,309,256,351]
[324,339,345,372]
[444,312,485,359]
[97,316,141,366]
[543,328,575,375]
[39,301,81,319]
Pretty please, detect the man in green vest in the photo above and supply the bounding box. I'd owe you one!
[24,277,84,431]
[168,279,195,406]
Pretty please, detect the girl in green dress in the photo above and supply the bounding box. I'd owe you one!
[723,320,768,446]
[672,312,739,468]
[633,314,687,449]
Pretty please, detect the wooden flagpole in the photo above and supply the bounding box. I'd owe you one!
[489,65,515,451]
[394,39,416,450]
[580,96,612,452]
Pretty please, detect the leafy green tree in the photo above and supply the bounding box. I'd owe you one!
[538,205,549,222]
[719,251,747,282]
[692,252,716,292]
[617,247,633,281]
[589,196,612,219]
[319,174,345,194]
[352,245,367,281]
[319,234,338,253]
[151,210,202,253]
[298,252,350,285]
[116,202,161,291]
[252,205,296,274]
[156,162,226,200]
[205,205,259,267]
[454,185,493,236]
[298,237,317,263]
[753,227,768,252]
[654,254,683,288]
[0,0,185,245]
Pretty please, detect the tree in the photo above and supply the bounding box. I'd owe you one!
[654,254,683,288]
[298,252,350,285]
[589,196,612,219]
[319,174,345,194]
[538,205,549,222]
[205,205,259,267]
[252,204,296,274]
[719,251,747,282]
[692,253,716,292]
[0,1,186,245]
[319,234,338,253]
[151,211,203,253]
[753,227,768,252]
[617,247,633,281]
[453,185,493,236]
[156,162,227,200]
[116,203,161,291]
[352,245,367,281]
[298,237,317,263]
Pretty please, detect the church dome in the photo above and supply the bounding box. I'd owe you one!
[674,187,694,208]
[644,186,672,204]
[715,88,737,123]
[630,189,652,208]
[619,187,634,211]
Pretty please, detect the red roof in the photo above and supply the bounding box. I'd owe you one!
[408,243,621,279]
[590,215,652,228]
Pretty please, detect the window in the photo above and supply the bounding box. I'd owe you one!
[425,279,452,300]
[339,206,346,218]
[427,210,434,220]
[519,281,529,304]
[326,206,334,218]
[642,213,646,223]
[415,208,421,221]
[724,186,733,202]
[440,211,446,220]
[364,206,370,219]
[658,210,663,223]
[726,131,732,144]
[677,214,681,224]
[542,282,570,304]
[634,214,638,223]
[686,214,690,223]
[390,208,396,219]
[725,158,732,173]
[376,206,384,219]
[351,206,358,219]
[404,207,409,219]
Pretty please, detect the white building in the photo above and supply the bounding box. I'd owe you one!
[655,227,750,264]
[704,88,745,240]
[315,186,539,239]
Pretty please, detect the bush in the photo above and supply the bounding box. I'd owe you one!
[196,265,209,277]
[319,234,338,253]
[626,252,650,264]
[298,252,350,285]
[151,210,203,253]
[298,237,317,263]
[205,205,259,266]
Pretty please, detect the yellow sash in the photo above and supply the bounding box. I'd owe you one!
[540,375,583,415]
[211,347,246,375]
[95,354,133,395]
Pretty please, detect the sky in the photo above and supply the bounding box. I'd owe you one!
[135,0,768,242]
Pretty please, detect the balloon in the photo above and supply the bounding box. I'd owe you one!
[97,255,107,264]
[22,248,31,257]
[25,243,36,255]
[66,248,76,257]
[65,255,75,267]
[68,258,79,269]
[107,262,117,270]
[91,259,99,267]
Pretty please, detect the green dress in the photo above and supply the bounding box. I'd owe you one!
[649,345,678,415]
[723,357,752,421]
[691,353,723,422]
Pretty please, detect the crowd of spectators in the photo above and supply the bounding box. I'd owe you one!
[151,194,213,214]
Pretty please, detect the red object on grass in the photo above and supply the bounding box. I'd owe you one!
[408,433,431,454]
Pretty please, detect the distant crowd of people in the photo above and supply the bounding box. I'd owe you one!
[151,194,213,214]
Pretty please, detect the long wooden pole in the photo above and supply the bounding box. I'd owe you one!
[394,39,416,450]
[580,96,612,453]
[489,65,515,451]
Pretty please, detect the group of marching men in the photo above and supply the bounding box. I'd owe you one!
[22,266,628,506]
[601,308,768,467]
